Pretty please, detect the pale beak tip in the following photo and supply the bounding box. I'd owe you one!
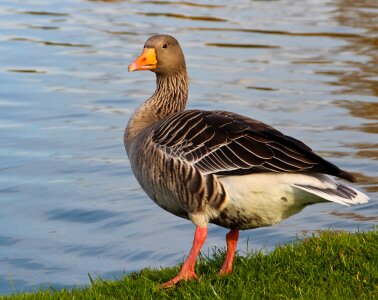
[128,63,137,72]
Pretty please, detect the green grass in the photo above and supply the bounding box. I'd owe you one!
[2,230,377,299]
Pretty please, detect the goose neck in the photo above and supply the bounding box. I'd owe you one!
[125,69,188,145]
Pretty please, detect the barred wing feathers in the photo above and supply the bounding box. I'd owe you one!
[152,110,355,182]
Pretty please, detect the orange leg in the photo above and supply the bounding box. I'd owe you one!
[160,226,208,288]
[219,229,239,275]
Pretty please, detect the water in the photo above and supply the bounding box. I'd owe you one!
[0,0,377,295]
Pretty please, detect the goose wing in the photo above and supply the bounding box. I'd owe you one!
[152,110,355,181]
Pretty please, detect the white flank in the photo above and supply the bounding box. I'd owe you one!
[219,172,369,228]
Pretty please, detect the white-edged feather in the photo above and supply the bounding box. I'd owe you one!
[292,182,369,206]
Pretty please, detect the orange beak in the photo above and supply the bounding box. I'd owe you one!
[128,48,157,72]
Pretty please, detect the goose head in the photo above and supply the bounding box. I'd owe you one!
[128,34,186,75]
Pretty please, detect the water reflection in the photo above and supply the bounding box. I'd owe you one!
[7,69,46,73]
[20,11,70,16]
[0,236,21,246]
[46,208,120,223]
[26,25,60,30]
[334,100,378,120]
[142,1,225,8]
[11,37,91,48]
[352,173,378,193]
[206,42,279,48]
[327,0,378,194]
[330,0,378,97]
[330,211,378,222]
[188,27,362,38]
[139,12,227,22]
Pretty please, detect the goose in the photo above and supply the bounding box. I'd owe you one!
[125,34,369,287]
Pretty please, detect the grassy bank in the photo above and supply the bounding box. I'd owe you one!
[2,230,377,299]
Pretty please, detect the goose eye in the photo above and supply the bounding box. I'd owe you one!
[162,44,168,49]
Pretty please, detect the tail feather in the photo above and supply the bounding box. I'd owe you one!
[293,182,369,206]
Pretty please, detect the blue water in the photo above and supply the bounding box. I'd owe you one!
[0,0,377,295]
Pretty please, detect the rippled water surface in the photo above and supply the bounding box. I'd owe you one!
[1,0,377,295]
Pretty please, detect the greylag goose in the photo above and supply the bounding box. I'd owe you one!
[125,34,369,287]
